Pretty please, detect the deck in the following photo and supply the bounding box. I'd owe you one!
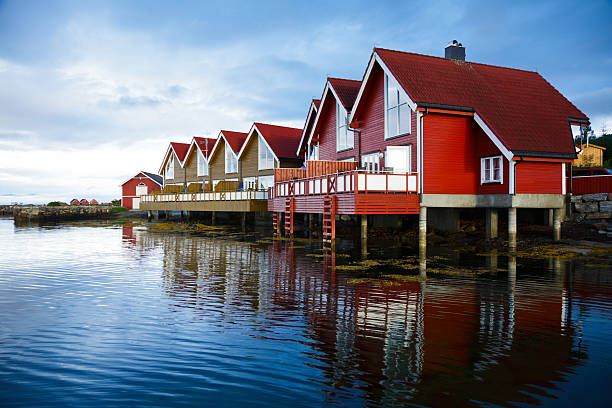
[268,170,420,215]
[140,190,268,212]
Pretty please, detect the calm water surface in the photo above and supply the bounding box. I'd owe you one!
[1,218,611,407]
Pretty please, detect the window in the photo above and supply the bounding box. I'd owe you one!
[258,175,274,190]
[385,74,411,139]
[386,145,411,173]
[308,143,319,161]
[258,136,275,170]
[225,142,238,174]
[166,155,174,179]
[197,149,208,176]
[481,156,503,184]
[361,152,380,172]
[336,102,353,151]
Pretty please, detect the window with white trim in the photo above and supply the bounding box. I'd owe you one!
[481,156,503,184]
[197,149,208,176]
[308,143,319,161]
[166,155,174,179]
[225,142,238,174]
[336,102,353,151]
[385,74,411,139]
[258,135,275,170]
[258,175,274,190]
[361,152,380,172]
[386,145,412,173]
[243,176,257,190]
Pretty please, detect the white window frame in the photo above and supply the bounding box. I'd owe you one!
[336,102,353,152]
[384,74,411,139]
[308,143,319,161]
[258,135,275,170]
[225,142,238,174]
[166,155,174,180]
[197,149,208,176]
[385,145,412,174]
[480,155,503,184]
[258,175,274,190]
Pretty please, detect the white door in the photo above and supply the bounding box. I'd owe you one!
[386,146,411,173]
[132,197,140,210]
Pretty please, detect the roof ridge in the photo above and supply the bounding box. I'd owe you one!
[328,76,361,83]
[374,47,539,75]
[254,122,302,131]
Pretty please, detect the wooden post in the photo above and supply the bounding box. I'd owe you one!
[361,215,368,258]
[486,208,498,239]
[508,207,517,252]
[211,211,216,226]
[241,212,247,233]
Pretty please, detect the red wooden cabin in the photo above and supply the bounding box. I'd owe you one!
[90,199,99,205]
[269,43,589,244]
[70,199,80,206]
[79,199,89,206]
[121,171,163,210]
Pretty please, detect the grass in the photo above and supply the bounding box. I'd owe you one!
[110,206,128,213]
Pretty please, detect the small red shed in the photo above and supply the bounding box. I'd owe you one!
[90,199,99,205]
[80,199,89,205]
[70,199,80,206]
[121,171,163,210]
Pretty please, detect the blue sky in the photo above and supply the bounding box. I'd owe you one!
[0,0,610,204]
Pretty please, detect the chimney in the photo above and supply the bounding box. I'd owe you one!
[445,40,465,61]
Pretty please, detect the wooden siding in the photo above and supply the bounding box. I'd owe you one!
[183,149,210,184]
[570,175,612,194]
[355,64,417,172]
[141,199,267,212]
[516,162,562,194]
[162,152,186,186]
[208,141,238,183]
[474,122,509,195]
[574,145,604,167]
[275,168,306,183]
[240,131,274,180]
[121,173,161,210]
[315,92,356,161]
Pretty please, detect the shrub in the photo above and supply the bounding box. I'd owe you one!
[110,206,128,213]
[47,201,66,207]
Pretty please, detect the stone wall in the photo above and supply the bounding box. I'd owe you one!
[12,205,113,224]
[571,193,612,236]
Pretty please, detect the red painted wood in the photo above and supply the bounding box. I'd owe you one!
[275,168,306,183]
[516,162,562,194]
[315,92,355,161]
[307,160,357,178]
[121,172,162,209]
[570,176,612,194]
[474,122,509,195]
[354,64,418,172]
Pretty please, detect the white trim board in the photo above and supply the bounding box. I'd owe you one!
[296,100,319,156]
[306,79,355,148]
[473,113,513,161]
[236,124,279,164]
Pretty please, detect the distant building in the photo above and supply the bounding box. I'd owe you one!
[574,144,606,168]
[70,199,80,205]
[121,171,163,210]
[90,199,99,205]
[80,199,89,205]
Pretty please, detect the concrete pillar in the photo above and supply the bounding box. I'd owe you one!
[211,211,216,226]
[241,212,247,233]
[486,208,498,239]
[508,207,517,252]
[553,208,562,241]
[147,210,152,221]
[487,249,498,272]
[419,207,427,255]
[361,215,368,258]
[547,209,554,227]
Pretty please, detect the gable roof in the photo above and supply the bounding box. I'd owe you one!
[352,48,589,158]
[122,171,163,187]
[185,136,217,164]
[297,99,320,156]
[579,143,605,151]
[239,122,303,161]
[208,130,248,162]
[159,142,190,173]
[307,77,361,146]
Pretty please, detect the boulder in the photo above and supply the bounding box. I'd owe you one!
[574,202,598,213]
[600,201,612,212]
[570,195,583,203]
[586,212,612,220]
[583,193,609,201]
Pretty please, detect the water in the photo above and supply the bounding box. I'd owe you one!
[1,218,611,407]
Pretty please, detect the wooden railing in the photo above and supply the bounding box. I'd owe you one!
[141,190,268,203]
[270,170,418,199]
[569,175,612,195]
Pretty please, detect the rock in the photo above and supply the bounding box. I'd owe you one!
[599,230,608,234]
[586,212,612,220]
[574,202,598,213]
[600,201,612,212]
[571,195,583,203]
[593,222,608,230]
[583,193,609,201]
[573,213,586,222]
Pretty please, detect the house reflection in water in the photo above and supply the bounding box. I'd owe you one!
[121,225,591,406]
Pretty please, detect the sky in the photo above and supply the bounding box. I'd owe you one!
[0,0,611,204]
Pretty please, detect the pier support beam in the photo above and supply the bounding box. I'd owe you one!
[419,207,427,255]
[553,208,562,242]
[486,208,498,239]
[241,212,247,233]
[361,215,368,257]
[547,209,554,227]
[211,211,216,226]
[508,207,517,252]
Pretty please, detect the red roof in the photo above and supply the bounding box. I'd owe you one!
[254,123,303,160]
[313,98,321,109]
[328,77,361,111]
[80,199,89,205]
[170,142,190,162]
[373,48,588,156]
[193,137,217,158]
[90,199,99,205]
[221,131,248,154]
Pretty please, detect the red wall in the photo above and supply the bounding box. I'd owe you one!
[516,162,562,194]
[121,173,162,209]
[357,64,417,172]
[316,91,355,161]
[423,114,509,195]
